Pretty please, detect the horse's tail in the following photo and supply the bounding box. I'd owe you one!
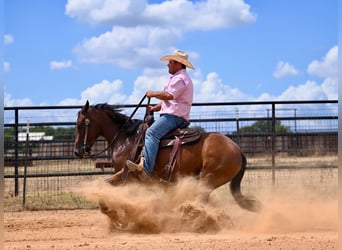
[229,153,262,212]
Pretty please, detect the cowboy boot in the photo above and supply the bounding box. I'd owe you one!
[126,157,151,182]
[126,156,144,172]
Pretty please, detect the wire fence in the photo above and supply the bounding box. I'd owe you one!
[4,100,338,211]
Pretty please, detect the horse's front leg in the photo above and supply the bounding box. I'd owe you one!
[111,142,133,172]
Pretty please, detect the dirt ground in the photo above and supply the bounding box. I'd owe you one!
[4,178,338,250]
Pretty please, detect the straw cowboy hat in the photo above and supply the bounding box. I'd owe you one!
[160,49,195,70]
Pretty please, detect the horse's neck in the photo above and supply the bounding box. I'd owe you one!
[102,124,121,145]
[102,121,135,150]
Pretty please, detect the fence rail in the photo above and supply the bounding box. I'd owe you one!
[4,100,338,210]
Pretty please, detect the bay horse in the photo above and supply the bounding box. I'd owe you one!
[74,100,260,213]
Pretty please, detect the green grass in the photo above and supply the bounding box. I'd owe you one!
[4,192,98,211]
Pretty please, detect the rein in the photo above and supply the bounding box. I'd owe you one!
[84,95,149,158]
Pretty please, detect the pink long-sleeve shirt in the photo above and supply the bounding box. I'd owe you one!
[159,69,193,120]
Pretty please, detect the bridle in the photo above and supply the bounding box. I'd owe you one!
[82,118,91,155]
[80,95,150,158]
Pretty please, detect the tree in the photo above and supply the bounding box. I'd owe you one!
[4,127,15,141]
[236,120,290,134]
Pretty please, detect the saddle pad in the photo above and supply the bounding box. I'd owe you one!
[159,128,201,148]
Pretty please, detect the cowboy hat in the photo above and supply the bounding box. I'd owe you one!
[160,50,195,70]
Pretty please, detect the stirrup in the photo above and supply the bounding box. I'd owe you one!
[126,160,140,172]
[126,160,151,182]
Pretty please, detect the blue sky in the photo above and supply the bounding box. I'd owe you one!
[4,0,338,107]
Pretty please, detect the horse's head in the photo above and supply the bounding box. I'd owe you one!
[74,100,101,158]
[74,100,144,160]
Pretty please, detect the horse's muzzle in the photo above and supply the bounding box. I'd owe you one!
[74,149,81,158]
[74,144,91,158]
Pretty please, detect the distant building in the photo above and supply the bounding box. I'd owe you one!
[18,132,53,142]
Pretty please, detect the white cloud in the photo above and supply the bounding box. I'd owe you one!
[65,0,146,25]
[67,0,255,68]
[55,79,129,106]
[145,0,256,31]
[130,69,168,103]
[307,46,338,100]
[80,79,128,104]
[4,62,10,72]
[273,61,299,78]
[50,60,73,70]
[4,92,33,107]
[74,26,182,68]
[277,81,326,100]
[4,34,14,45]
[321,77,338,100]
[194,72,247,102]
[307,46,338,79]
[261,46,338,101]
[65,0,255,29]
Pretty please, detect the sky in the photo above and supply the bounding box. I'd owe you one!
[3,0,338,108]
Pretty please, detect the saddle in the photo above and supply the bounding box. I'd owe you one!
[159,127,201,148]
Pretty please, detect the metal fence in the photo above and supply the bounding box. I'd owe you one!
[4,100,338,210]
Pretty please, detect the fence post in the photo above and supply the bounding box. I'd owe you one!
[271,103,276,186]
[14,108,19,196]
[23,120,30,206]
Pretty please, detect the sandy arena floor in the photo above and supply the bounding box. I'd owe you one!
[4,178,338,250]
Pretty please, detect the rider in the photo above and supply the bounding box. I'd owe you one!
[126,49,195,179]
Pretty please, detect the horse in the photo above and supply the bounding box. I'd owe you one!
[74,100,261,213]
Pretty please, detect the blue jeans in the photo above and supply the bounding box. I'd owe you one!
[143,114,187,175]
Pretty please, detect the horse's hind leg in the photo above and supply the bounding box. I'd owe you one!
[197,137,242,203]
[198,158,241,200]
[196,183,212,203]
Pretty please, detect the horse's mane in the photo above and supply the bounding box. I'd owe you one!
[93,103,143,134]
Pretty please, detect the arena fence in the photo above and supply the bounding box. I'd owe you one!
[4,100,338,211]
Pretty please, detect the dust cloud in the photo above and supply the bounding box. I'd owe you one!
[75,177,337,234]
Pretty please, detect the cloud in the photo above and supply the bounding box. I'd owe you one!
[65,0,256,29]
[307,46,338,79]
[194,72,247,102]
[264,46,338,101]
[73,26,181,68]
[4,34,14,45]
[65,0,146,26]
[228,45,338,102]
[321,77,338,100]
[277,81,326,100]
[54,79,129,106]
[67,0,255,68]
[145,0,256,31]
[306,46,338,100]
[4,92,33,107]
[50,60,73,70]
[273,61,299,78]
[80,79,128,104]
[4,62,10,72]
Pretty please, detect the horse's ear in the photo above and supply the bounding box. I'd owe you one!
[82,100,89,114]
